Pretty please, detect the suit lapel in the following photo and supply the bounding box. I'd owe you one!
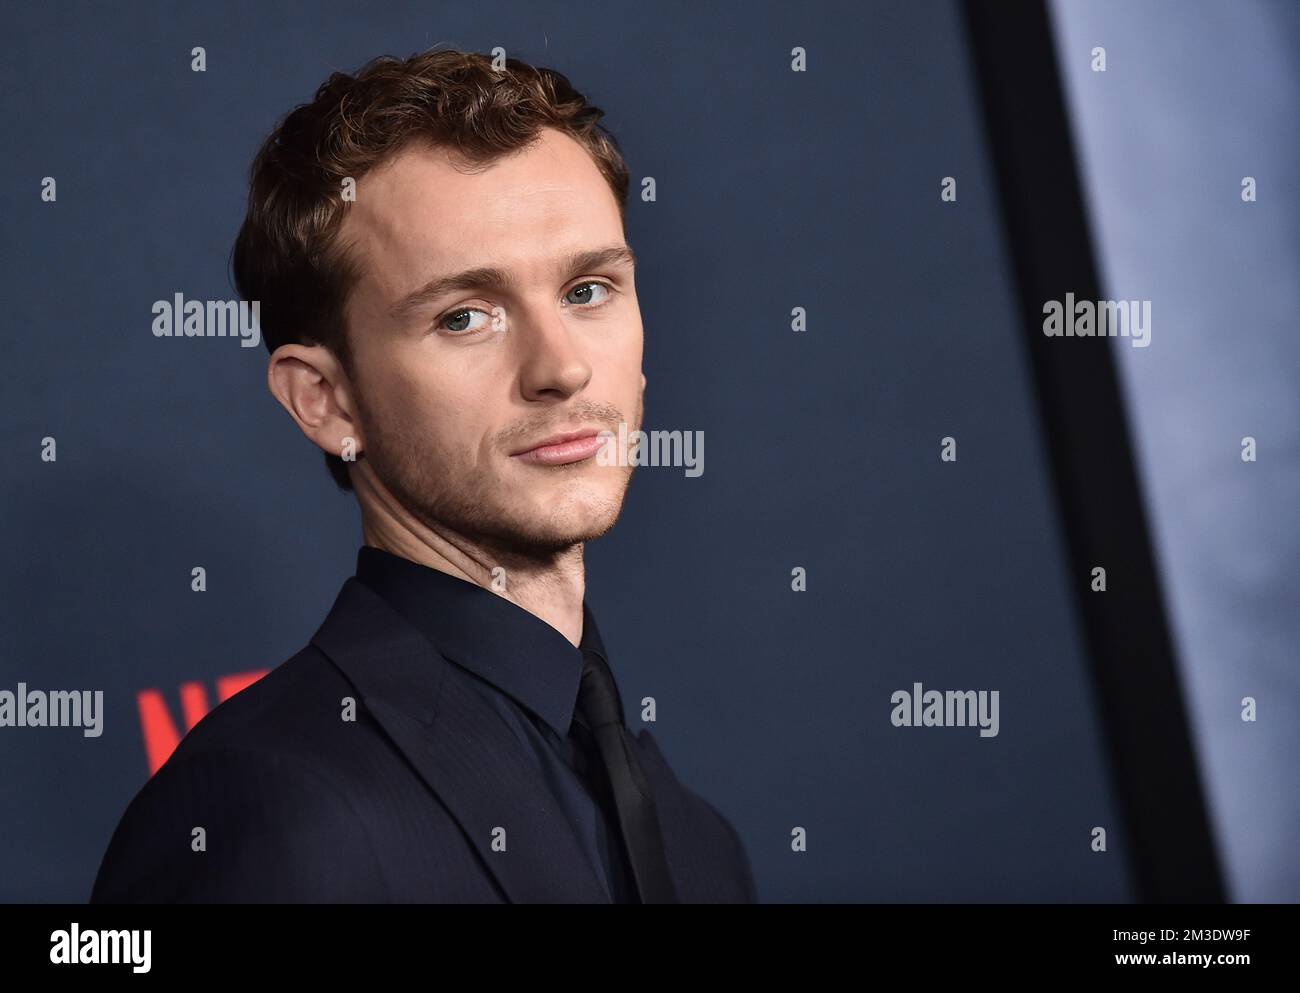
[310,578,610,903]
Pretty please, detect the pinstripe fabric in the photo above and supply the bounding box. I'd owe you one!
[90,565,757,903]
[352,546,639,903]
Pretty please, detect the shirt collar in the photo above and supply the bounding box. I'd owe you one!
[353,545,605,738]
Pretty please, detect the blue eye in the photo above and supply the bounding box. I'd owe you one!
[439,308,492,335]
[564,281,612,307]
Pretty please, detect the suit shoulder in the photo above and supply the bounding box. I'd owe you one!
[166,643,357,764]
[90,644,395,902]
[89,739,388,902]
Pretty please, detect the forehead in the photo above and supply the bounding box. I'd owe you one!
[339,128,623,297]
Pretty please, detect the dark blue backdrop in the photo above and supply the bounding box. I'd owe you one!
[1,0,1131,902]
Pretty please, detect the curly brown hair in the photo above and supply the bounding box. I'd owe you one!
[231,47,630,490]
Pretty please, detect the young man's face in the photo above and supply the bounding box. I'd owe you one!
[338,128,645,556]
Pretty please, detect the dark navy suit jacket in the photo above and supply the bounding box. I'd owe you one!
[89,567,757,903]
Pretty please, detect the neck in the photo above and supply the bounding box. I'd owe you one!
[357,491,588,649]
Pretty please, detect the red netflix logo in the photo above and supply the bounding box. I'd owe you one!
[135,671,268,775]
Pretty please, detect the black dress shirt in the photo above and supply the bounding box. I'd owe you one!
[354,544,640,903]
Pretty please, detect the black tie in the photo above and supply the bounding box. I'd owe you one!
[571,648,678,903]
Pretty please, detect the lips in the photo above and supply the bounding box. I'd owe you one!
[510,428,609,466]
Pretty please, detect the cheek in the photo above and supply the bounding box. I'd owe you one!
[616,323,645,378]
[354,359,437,439]
[384,367,496,461]
[615,344,645,401]
[590,323,643,378]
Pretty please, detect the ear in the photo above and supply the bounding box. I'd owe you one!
[266,343,363,462]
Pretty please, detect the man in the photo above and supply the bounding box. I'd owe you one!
[90,48,755,903]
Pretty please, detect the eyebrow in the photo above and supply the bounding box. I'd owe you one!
[389,244,637,321]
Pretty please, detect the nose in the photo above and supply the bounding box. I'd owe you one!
[515,305,593,402]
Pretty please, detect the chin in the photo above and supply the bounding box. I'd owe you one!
[541,504,622,543]
[507,492,625,549]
